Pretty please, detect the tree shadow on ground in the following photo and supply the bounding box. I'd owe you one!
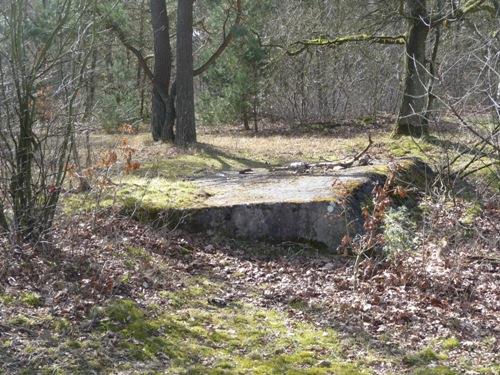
[195,142,271,169]
[201,120,392,140]
[428,136,499,161]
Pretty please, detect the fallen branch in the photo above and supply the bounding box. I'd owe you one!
[273,134,373,172]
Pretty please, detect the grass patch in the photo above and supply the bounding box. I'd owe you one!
[412,366,458,375]
[0,293,15,306]
[20,292,43,307]
[477,364,500,374]
[8,314,36,327]
[441,337,460,351]
[403,348,448,367]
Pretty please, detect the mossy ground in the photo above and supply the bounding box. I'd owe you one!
[1,221,496,374]
[96,290,366,374]
[0,274,368,374]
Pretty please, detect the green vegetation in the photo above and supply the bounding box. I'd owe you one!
[441,337,460,351]
[20,292,43,307]
[412,366,457,375]
[383,206,417,258]
[403,348,448,367]
[96,286,368,374]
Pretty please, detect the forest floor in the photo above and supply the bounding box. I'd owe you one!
[0,118,498,374]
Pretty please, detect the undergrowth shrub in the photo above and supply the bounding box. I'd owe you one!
[382,206,417,259]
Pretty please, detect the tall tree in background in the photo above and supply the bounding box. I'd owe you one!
[395,0,431,137]
[175,0,196,145]
[394,0,499,137]
[150,0,174,141]
[109,0,242,144]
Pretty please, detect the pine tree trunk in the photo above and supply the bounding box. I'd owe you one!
[175,0,197,146]
[394,1,430,137]
[150,0,173,142]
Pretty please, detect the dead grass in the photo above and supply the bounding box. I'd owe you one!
[77,119,496,191]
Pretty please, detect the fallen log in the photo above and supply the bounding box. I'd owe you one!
[273,134,373,172]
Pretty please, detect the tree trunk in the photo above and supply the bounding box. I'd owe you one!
[394,1,430,137]
[175,0,196,146]
[83,49,98,121]
[315,49,327,121]
[242,105,250,130]
[0,203,9,233]
[137,0,146,121]
[150,0,174,142]
[424,26,441,122]
[12,94,35,239]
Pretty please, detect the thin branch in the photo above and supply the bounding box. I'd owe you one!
[193,0,242,76]
[429,0,496,26]
[106,20,154,81]
[287,34,406,56]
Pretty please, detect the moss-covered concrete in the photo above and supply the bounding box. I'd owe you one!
[63,158,433,250]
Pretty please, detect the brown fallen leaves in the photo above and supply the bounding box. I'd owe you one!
[0,194,498,373]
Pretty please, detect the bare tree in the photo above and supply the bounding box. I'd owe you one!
[394,0,498,137]
[0,0,94,241]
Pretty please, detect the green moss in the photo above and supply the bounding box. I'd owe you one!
[92,279,367,374]
[21,291,43,307]
[105,299,145,324]
[117,177,202,210]
[412,366,457,375]
[477,364,500,374]
[63,176,202,216]
[53,318,71,334]
[389,138,432,158]
[1,339,13,348]
[0,293,14,306]
[9,314,35,327]
[65,340,82,349]
[441,337,460,351]
[288,298,309,311]
[159,281,215,309]
[124,245,151,261]
[460,203,482,225]
[404,348,447,367]
[62,192,115,214]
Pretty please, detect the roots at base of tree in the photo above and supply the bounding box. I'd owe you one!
[392,121,429,138]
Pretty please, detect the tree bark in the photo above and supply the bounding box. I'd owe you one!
[394,1,430,137]
[315,49,328,121]
[175,0,196,146]
[424,26,441,122]
[242,105,250,130]
[0,203,9,233]
[150,0,174,142]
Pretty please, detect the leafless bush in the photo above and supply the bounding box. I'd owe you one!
[0,0,95,243]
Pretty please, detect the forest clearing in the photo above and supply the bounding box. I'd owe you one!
[0,0,499,374]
